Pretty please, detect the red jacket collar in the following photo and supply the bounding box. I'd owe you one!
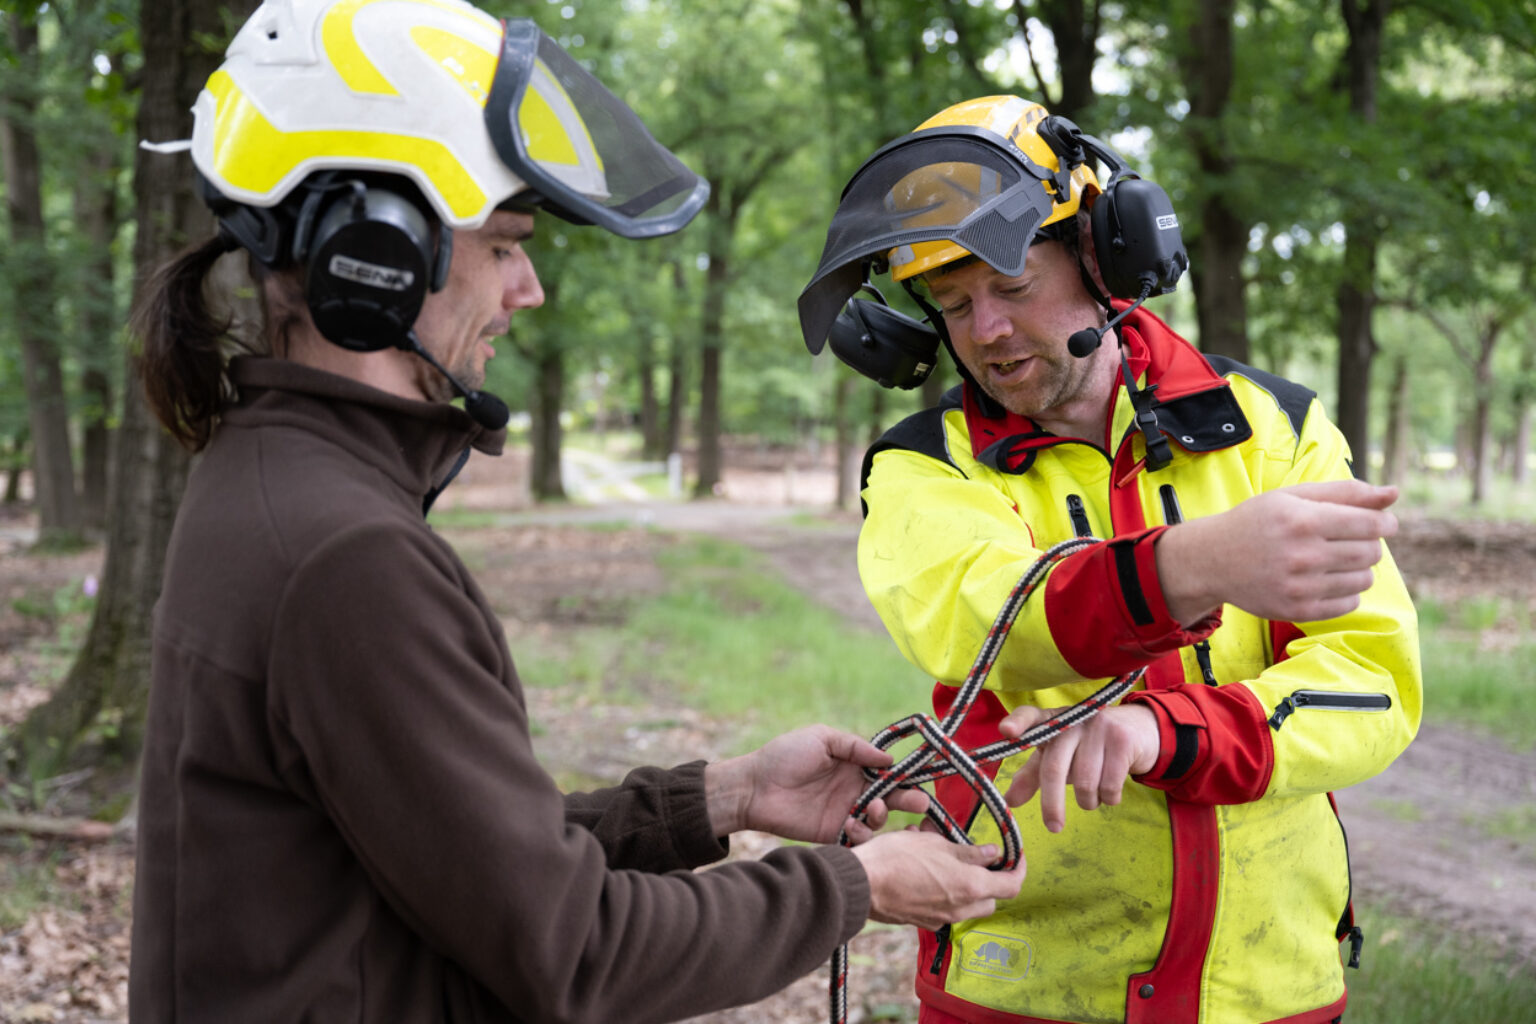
[962,304,1229,464]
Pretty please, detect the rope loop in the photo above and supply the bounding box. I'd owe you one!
[829,538,1144,1024]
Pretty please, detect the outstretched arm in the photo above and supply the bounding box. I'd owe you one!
[705,724,930,844]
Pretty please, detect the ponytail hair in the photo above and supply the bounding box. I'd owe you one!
[134,231,251,452]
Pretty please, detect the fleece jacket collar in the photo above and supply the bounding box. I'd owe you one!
[223,357,505,506]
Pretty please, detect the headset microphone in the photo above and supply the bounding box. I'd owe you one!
[405,330,511,431]
[1068,277,1157,358]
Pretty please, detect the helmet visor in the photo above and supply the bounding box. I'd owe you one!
[799,129,1058,353]
[486,20,709,238]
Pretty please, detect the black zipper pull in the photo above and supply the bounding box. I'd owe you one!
[1158,483,1183,526]
[1345,925,1364,969]
[1268,695,1298,730]
[1066,494,1092,537]
[1194,640,1217,686]
[930,924,952,974]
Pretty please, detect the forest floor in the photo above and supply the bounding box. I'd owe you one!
[1,450,1534,1022]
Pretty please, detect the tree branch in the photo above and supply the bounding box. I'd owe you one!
[0,810,120,842]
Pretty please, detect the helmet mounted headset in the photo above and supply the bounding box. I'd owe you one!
[163,0,709,431]
[798,98,1188,400]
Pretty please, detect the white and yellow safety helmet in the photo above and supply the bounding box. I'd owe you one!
[189,0,706,237]
[799,96,1110,354]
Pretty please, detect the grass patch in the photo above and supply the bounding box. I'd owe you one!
[1369,798,1423,823]
[614,536,933,750]
[514,534,930,752]
[427,507,515,530]
[1347,905,1536,1023]
[0,841,68,930]
[1479,804,1536,845]
[1418,630,1536,746]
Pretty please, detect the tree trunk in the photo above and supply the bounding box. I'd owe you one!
[638,331,664,461]
[694,245,729,498]
[1470,371,1491,506]
[666,331,686,461]
[1468,323,1501,506]
[1381,352,1410,486]
[1513,343,1533,487]
[3,433,26,504]
[529,347,567,501]
[2,15,82,543]
[74,141,122,532]
[1177,0,1251,362]
[833,373,854,511]
[17,0,258,785]
[1037,0,1099,122]
[1334,0,1390,480]
[664,260,687,463]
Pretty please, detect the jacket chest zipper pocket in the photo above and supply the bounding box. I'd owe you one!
[1066,493,1094,538]
[1268,689,1393,730]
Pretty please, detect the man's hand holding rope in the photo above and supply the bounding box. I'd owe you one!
[705,724,932,843]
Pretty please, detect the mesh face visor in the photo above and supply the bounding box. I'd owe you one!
[485,20,709,238]
[799,129,1061,354]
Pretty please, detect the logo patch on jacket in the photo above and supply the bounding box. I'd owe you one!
[956,930,1033,981]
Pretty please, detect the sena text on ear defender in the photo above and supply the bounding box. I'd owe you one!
[828,284,941,390]
[282,175,509,431]
[292,177,452,353]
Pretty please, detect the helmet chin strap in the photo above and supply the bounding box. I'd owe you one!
[900,278,1008,420]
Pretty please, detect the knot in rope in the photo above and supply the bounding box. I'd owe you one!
[829,538,1144,1024]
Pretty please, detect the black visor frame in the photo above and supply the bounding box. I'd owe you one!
[799,126,1077,355]
[484,20,709,239]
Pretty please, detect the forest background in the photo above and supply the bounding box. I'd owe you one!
[0,0,1534,1020]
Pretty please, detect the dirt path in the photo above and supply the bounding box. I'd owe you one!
[474,492,1536,1022]
[2,466,1534,1022]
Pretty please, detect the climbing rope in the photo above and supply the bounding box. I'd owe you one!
[829,538,1144,1024]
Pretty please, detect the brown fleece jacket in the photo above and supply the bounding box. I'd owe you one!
[129,358,868,1023]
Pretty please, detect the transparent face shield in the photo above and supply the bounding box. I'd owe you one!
[798,128,1065,354]
[485,20,709,239]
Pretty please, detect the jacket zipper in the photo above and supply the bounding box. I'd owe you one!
[1268,690,1393,730]
[1066,493,1093,537]
[1155,484,1217,684]
[930,923,951,974]
[1158,483,1183,526]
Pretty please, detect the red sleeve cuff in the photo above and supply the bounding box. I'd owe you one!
[1044,525,1220,678]
[1124,684,1275,804]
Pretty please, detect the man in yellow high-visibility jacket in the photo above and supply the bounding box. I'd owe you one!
[798,96,1421,1024]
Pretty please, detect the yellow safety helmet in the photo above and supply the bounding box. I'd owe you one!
[799,96,1116,355]
[886,96,1100,281]
[186,0,706,237]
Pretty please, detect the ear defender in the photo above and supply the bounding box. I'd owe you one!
[293,179,453,352]
[828,289,940,390]
[1087,176,1188,300]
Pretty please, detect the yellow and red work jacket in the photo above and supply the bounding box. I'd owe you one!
[857,307,1421,1024]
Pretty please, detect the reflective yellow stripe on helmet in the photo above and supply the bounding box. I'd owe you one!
[322,0,500,97]
[519,58,607,199]
[411,25,497,106]
[205,70,489,220]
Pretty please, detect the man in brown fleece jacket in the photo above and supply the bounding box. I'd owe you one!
[126,3,1024,1022]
